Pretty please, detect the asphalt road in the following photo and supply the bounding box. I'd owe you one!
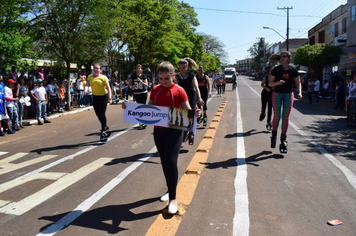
[0,75,355,236]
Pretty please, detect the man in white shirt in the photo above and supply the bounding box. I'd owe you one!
[313,78,321,104]
[30,79,51,125]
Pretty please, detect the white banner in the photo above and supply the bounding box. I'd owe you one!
[123,102,196,132]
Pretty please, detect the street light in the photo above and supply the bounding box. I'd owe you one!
[263,26,286,40]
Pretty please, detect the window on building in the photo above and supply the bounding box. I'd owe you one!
[318,30,325,43]
[342,18,347,33]
[309,36,315,45]
[334,22,339,37]
[352,4,356,21]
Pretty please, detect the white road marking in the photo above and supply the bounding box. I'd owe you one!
[0,154,57,176]
[233,83,250,236]
[0,158,112,215]
[242,77,356,191]
[36,147,157,236]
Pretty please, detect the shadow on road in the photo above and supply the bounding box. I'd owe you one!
[30,129,126,154]
[225,129,270,139]
[105,153,160,166]
[38,197,161,234]
[200,151,284,169]
[298,117,356,161]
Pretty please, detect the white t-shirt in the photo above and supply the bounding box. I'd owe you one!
[324,82,329,90]
[314,80,320,92]
[76,79,84,90]
[31,86,47,101]
[4,86,14,107]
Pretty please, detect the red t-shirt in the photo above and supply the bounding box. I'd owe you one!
[149,84,188,108]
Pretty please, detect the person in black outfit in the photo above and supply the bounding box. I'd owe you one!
[176,58,204,145]
[129,64,149,128]
[197,65,211,126]
[259,67,273,130]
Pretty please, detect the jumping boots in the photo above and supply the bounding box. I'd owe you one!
[279,134,288,153]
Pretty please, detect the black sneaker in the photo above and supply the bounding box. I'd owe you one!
[44,120,51,123]
[189,133,194,145]
[197,117,203,124]
[8,130,16,134]
[259,113,265,122]
[203,117,207,126]
[38,121,43,125]
[0,131,5,136]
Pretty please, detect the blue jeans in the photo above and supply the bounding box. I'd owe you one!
[17,103,24,125]
[6,106,18,130]
[36,100,48,122]
[314,91,319,104]
[353,97,356,124]
[78,90,84,106]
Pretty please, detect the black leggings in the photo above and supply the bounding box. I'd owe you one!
[154,127,183,200]
[134,92,147,104]
[93,94,108,131]
[261,89,273,123]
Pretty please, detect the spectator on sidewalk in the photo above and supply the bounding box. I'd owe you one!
[47,78,59,115]
[30,79,51,125]
[334,78,346,110]
[4,79,18,133]
[321,79,329,98]
[8,66,18,81]
[19,78,29,122]
[347,74,356,126]
[0,89,11,136]
[313,77,321,104]
[307,78,314,104]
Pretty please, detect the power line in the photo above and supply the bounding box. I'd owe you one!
[193,7,322,18]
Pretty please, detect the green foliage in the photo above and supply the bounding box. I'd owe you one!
[295,44,343,76]
[0,0,34,69]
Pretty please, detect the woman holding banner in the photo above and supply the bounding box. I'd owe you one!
[122,61,200,214]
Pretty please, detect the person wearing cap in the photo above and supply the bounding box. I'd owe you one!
[30,78,51,125]
[4,79,18,133]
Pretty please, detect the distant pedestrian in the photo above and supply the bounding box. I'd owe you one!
[30,78,51,125]
[259,66,273,130]
[129,64,149,129]
[197,66,211,127]
[307,78,314,104]
[334,78,346,110]
[268,51,302,153]
[348,73,356,126]
[85,64,112,141]
[313,77,321,104]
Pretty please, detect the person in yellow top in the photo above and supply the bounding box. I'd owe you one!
[85,64,112,141]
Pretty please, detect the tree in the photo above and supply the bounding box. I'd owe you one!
[0,0,34,69]
[294,44,343,78]
[29,0,115,109]
[199,33,227,64]
[248,38,267,72]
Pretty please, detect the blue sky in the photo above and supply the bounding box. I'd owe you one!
[184,0,348,64]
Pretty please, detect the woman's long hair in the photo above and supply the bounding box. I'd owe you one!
[178,57,198,71]
[268,51,292,63]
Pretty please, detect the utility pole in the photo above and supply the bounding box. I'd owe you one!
[277,6,293,51]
